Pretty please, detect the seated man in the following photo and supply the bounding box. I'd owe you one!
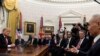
[0,28,15,53]
[38,36,46,45]
[45,35,53,46]
[68,14,100,56]
[65,30,90,56]
[15,34,25,46]
[26,34,38,47]
[51,33,68,56]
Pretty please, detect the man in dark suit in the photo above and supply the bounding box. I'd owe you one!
[15,34,25,46]
[69,14,100,56]
[77,30,90,52]
[55,30,61,44]
[26,35,38,47]
[0,28,15,53]
[51,33,68,56]
[65,31,77,49]
[65,31,79,56]
[38,36,46,45]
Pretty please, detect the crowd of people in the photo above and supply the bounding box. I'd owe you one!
[0,14,100,56]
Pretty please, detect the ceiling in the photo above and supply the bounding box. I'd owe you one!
[36,0,93,3]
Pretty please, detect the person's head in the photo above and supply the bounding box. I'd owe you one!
[41,35,45,39]
[88,14,100,37]
[64,33,67,39]
[59,33,63,39]
[32,34,34,39]
[3,28,11,36]
[79,30,85,39]
[48,35,52,39]
[72,24,76,26]
[67,31,71,38]
[17,35,21,39]
[84,22,89,27]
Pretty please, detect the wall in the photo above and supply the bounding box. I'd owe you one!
[8,0,100,40]
[0,8,8,33]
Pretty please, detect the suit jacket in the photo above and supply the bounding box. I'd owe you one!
[32,38,38,45]
[0,34,12,49]
[79,37,90,52]
[26,36,38,46]
[78,39,100,56]
[68,37,79,48]
[51,38,68,56]
[60,38,68,48]
[56,34,60,41]
[38,39,46,45]
[15,39,25,46]
[65,37,80,56]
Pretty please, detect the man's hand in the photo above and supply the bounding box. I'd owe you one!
[64,48,70,51]
[67,46,79,54]
[70,46,79,54]
[56,44,60,47]
[8,44,15,48]
[11,44,15,47]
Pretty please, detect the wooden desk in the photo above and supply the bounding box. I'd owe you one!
[0,45,48,56]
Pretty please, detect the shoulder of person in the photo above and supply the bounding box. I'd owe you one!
[0,34,3,36]
[0,34,4,39]
[7,36,12,39]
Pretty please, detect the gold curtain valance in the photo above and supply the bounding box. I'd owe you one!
[4,0,17,10]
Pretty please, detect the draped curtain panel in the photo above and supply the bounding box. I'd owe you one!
[7,10,20,43]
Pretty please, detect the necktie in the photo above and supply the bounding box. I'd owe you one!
[32,39,34,45]
[66,38,70,49]
[48,40,51,46]
[5,37,8,45]
[92,41,95,46]
[76,39,82,49]
[58,39,62,46]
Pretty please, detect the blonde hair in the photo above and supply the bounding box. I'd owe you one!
[2,28,11,32]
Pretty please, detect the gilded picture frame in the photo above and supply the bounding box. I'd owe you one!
[43,26,54,35]
[24,22,36,35]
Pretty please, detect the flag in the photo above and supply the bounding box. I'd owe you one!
[39,16,44,38]
[40,16,43,28]
[19,12,22,31]
[16,12,22,39]
[59,16,62,31]
[83,16,86,24]
[16,29,22,39]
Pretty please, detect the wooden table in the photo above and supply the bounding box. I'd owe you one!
[0,45,48,56]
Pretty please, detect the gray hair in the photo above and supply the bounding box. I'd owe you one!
[93,14,100,17]
[91,14,100,23]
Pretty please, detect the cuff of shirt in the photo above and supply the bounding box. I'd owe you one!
[76,50,79,54]
[8,45,11,48]
[8,48,11,51]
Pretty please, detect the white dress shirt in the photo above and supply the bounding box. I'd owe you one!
[66,37,71,49]
[58,39,62,46]
[31,39,34,44]
[94,34,100,43]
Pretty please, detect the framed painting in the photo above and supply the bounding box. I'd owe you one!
[43,26,54,35]
[24,22,36,35]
